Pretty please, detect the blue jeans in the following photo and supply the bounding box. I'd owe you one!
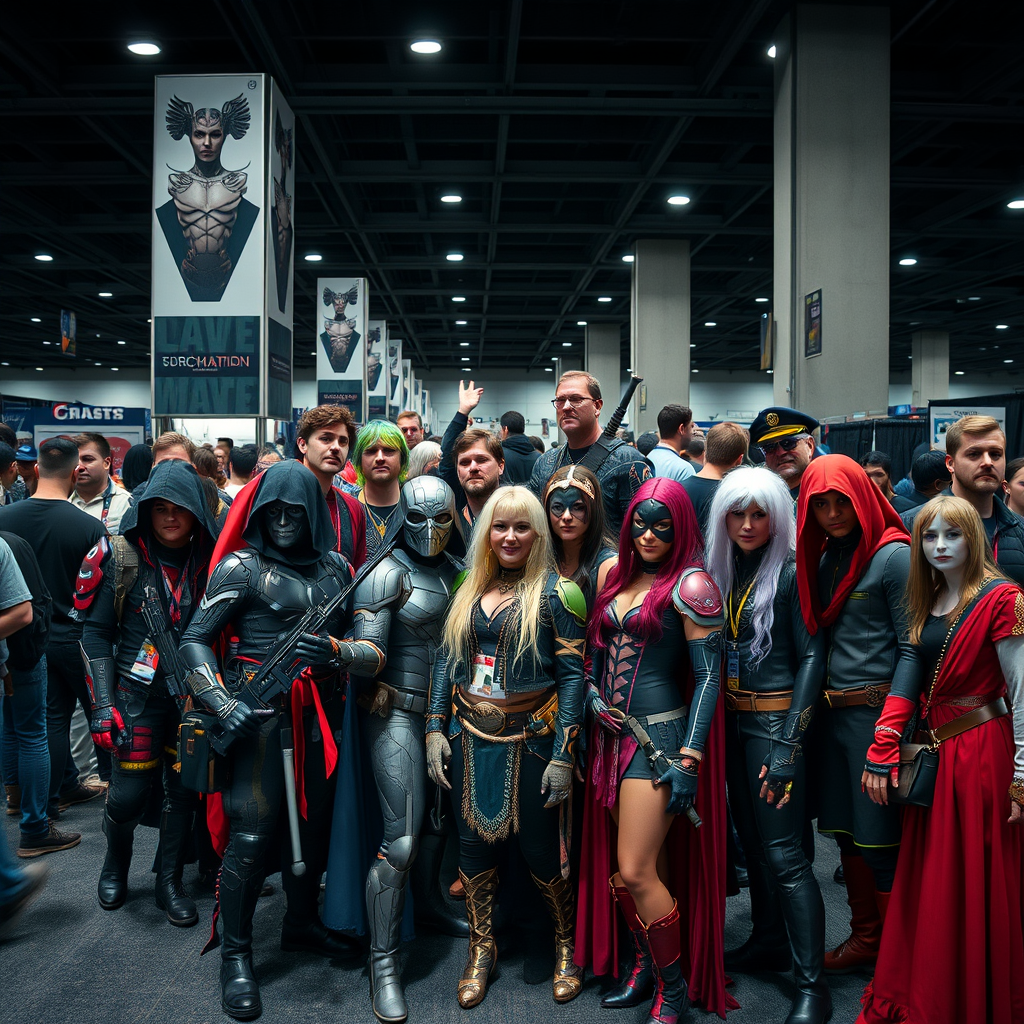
[0,656,50,838]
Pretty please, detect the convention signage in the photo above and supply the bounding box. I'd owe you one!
[60,310,76,358]
[366,320,388,420]
[388,336,404,420]
[930,404,1006,449]
[401,359,412,411]
[804,289,822,358]
[22,404,151,473]
[317,276,368,417]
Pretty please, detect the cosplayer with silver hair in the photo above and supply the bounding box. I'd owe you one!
[705,466,831,1024]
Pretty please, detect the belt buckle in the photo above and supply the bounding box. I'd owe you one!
[467,700,506,735]
[823,690,835,708]
[865,686,885,708]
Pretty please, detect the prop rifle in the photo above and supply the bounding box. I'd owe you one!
[578,372,644,475]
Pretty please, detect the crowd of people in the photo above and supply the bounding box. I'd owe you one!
[0,379,1021,1024]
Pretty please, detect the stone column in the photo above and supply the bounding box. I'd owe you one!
[911,330,949,407]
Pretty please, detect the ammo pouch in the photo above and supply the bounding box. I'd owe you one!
[177,710,229,793]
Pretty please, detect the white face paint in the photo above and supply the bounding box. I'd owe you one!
[921,513,969,575]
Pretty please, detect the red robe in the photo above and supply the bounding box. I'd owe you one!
[858,582,1024,1024]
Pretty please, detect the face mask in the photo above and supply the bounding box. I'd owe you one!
[630,498,675,542]
[265,502,307,550]
[548,486,589,523]
[922,513,969,575]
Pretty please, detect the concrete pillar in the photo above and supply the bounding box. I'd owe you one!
[911,330,949,407]
[773,5,890,420]
[631,239,690,433]
[585,323,622,425]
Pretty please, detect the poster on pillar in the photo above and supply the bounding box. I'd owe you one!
[317,276,367,416]
[264,81,294,420]
[387,336,403,420]
[414,379,423,421]
[151,73,269,416]
[401,359,412,410]
[422,389,431,433]
[804,290,822,358]
[366,320,388,420]
[930,405,1006,449]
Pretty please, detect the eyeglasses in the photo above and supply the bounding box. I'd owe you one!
[551,395,594,409]
[758,435,809,456]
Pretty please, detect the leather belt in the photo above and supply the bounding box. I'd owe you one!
[725,689,793,713]
[822,682,890,709]
[929,697,1008,746]
[639,707,688,726]
[453,687,556,740]
[357,680,427,716]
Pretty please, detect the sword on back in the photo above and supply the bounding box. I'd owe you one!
[579,373,644,475]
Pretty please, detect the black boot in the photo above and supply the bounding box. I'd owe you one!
[410,829,469,938]
[646,902,689,1024]
[220,835,264,1021]
[601,880,654,1008]
[281,861,361,959]
[782,879,832,1024]
[724,855,791,973]
[97,810,135,911]
[154,810,198,927]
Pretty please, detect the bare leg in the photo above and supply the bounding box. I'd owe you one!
[614,778,674,927]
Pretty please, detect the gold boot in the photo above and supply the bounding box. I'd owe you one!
[457,867,499,1008]
[532,872,584,1003]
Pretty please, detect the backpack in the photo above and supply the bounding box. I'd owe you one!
[0,531,51,672]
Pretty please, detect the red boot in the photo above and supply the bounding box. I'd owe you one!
[644,901,689,1024]
[601,879,655,1008]
[823,854,881,974]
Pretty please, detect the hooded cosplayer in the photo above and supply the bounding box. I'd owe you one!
[76,460,218,927]
[178,461,357,1022]
[323,476,466,1024]
[795,455,912,976]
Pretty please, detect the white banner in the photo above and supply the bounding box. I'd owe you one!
[930,405,1006,449]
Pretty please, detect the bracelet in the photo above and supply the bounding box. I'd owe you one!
[679,746,703,762]
[874,725,902,738]
[1009,777,1024,807]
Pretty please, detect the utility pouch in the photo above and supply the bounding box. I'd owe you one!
[177,710,229,793]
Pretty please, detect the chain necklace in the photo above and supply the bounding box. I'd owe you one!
[496,566,526,594]
[364,501,397,539]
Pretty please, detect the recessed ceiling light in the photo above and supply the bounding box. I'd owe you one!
[899,257,918,266]
[127,41,161,55]
[755,297,769,303]
[691,368,699,373]
[667,195,690,206]
[704,321,717,327]
[117,340,126,345]
[460,356,470,361]
[304,253,323,262]
[907,355,913,360]
[767,369,774,374]
[1007,199,1024,209]
[544,367,553,372]
[996,324,1009,329]
[43,341,51,346]
[111,367,120,371]
[621,254,634,263]
[459,342,470,347]
[767,44,777,59]
[440,194,462,204]
[147,318,152,323]
[98,291,113,298]
[34,254,53,262]
[551,357,558,362]
[1004,358,1014,364]
[690,343,697,348]
[95,361,102,366]
[455,320,467,325]
[410,39,442,54]
[576,321,587,326]
[968,296,981,301]
[598,297,612,303]
[35,367,43,371]
[446,253,464,262]
[1,363,8,367]
[30,317,41,323]
[452,296,466,302]
[562,342,572,347]
[955,370,965,375]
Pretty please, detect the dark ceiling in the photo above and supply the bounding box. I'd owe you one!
[1,1,1022,381]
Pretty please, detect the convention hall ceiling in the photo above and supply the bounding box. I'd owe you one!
[1,1,1022,383]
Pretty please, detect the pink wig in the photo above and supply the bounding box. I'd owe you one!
[589,477,704,647]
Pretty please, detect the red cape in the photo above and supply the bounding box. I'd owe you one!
[795,455,910,634]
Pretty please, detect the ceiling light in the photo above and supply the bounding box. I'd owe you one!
[35,367,43,371]
[562,342,572,347]
[43,341,51,346]
[1,363,8,367]
[30,317,41,323]
[304,253,323,262]
[690,343,696,348]
[147,318,152,323]
[410,39,442,54]
[767,44,777,59]
[452,296,466,302]
[621,254,634,263]
[461,356,470,361]
[455,320,467,325]
[95,362,102,366]
[577,321,587,326]
[667,195,690,206]
[98,291,113,297]
[111,367,119,371]
[1007,200,1024,209]
[551,357,558,362]
[996,324,1009,329]
[34,254,53,262]
[899,257,918,266]
[598,297,612,303]
[955,370,965,375]
[1004,359,1014,364]
[440,194,462,203]
[755,297,769,303]
[446,253,464,262]
[691,368,699,373]
[968,296,981,301]
[117,340,126,345]
[459,342,470,347]
[544,367,553,372]
[704,321,717,327]
[767,369,774,374]
[127,41,160,55]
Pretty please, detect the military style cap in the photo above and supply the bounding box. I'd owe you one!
[749,406,819,445]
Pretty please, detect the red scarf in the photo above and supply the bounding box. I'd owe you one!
[796,454,910,634]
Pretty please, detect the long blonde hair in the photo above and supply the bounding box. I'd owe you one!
[905,495,1005,643]
[442,485,554,675]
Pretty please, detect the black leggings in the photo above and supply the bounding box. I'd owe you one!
[834,832,898,892]
[450,734,561,882]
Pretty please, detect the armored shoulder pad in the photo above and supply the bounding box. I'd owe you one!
[551,575,588,626]
[452,568,469,593]
[73,535,112,616]
[353,555,408,612]
[208,549,257,588]
[673,567,724,627]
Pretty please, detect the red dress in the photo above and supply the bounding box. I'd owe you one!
[859,583,1024,1024]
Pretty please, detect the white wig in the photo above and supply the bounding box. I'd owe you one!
[705,466,796,665]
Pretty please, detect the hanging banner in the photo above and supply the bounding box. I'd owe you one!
[60,310,76,358]
[265,81,294,420]
[152,73,273,417]
[366,320,388,420]
[401,358,412,411]
[422,388,431,433]
[317,276,367,414]
[388,336,404,420]
[414,378,423,420]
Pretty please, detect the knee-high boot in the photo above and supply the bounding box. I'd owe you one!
[531,872,584,1003]
[781,879,832,1024]
[823,854,881,974]
[601,878,655,1008]
[366,836,415,1024]
[98,809,136,910]
[219,833,265,1022]
[644,901,689,1024]
[457,867,499,1008]
[155,809,198,927]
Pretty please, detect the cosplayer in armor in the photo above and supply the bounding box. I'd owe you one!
[576,478,734,1023]
[77,460,217,927]
[425,486,586,1010]
[795,455,912,977]
[179,462,357,1022]
[320,285,361,374]
[338,476,465,1024]
[159,94,258,302]
[705,468,830,1024]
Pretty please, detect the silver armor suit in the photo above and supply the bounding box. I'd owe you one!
[349,477,463,1024]
[169,168,248,256]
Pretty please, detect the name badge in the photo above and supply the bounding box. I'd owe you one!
[129,640,160,685]
[469,654,505,699]
[726,643,740,691]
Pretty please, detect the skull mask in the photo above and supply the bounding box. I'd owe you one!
[400,476,456,557]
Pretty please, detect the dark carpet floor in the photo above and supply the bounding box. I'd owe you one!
[1,799,869,1024]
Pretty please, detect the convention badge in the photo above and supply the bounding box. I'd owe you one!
[129,640,160,685]
[469,654,504,699]
[726,643,741,691]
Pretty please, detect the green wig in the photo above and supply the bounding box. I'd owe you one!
[353,419,410,486]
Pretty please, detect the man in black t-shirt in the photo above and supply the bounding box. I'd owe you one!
[0,437,106,825]
[681,422,748,534]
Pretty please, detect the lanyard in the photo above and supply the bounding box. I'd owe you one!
[727,579,756,639]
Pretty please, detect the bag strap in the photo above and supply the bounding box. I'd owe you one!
[110,535,139,622]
